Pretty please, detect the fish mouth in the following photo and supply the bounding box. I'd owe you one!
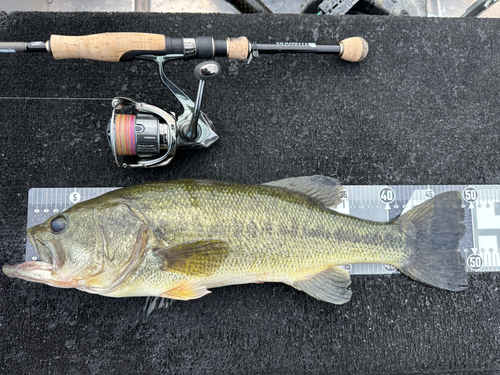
[2,229,76,288]
[2,261,77,288]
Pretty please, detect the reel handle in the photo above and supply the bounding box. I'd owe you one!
[183,61,222,141]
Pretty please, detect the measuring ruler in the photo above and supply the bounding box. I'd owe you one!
[26,185,499,275]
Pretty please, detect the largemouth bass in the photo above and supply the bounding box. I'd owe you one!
[3,176,468,304]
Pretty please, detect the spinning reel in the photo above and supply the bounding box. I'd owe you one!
[107,57,221,168]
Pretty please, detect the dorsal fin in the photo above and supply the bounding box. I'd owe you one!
[263,175,344,208]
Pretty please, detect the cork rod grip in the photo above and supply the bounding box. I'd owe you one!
[338,37,369,63]
[226,37,249,60]
[50,33,166,62]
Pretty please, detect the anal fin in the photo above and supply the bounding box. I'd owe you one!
[292,266,352,304]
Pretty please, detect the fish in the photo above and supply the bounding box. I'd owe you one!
[2,176,468,305]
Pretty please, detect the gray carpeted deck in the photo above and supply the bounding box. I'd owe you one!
[0,12,499,374]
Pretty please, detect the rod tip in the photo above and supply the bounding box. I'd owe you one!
[339,37,369,62]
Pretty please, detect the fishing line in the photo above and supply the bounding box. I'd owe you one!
[0,97,112,100]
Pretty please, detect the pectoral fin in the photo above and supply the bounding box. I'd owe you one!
[292,266,352,304]
[154,240,231,277]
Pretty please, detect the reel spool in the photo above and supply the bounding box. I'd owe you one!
[113,113,170,158]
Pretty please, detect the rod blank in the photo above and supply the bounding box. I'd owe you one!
[0,42,27,52]
[254,37,368,62]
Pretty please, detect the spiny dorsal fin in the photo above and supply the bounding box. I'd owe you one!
[154,240,231,277]
[292,266,352,304]
[262,175,344,208]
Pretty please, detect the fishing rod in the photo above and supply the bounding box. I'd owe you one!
[0,33,369,168]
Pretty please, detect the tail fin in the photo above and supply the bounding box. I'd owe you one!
[396,191,468,291]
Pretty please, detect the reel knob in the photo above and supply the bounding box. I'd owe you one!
[194,61,221,81]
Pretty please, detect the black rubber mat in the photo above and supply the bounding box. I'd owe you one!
[1,12,499,374]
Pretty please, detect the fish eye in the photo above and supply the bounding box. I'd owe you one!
[50,216,67,234]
